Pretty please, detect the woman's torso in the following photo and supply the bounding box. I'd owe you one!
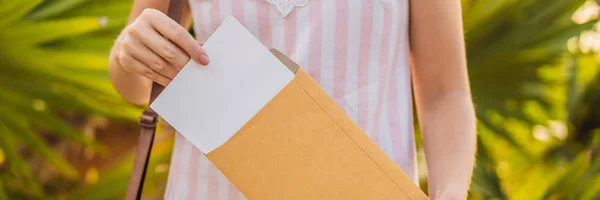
[166,0,417,199]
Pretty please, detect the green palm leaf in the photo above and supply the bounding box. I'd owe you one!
[0,0,42,28]
[0,17,104,46]
[0,0,138,198]
[463,0,600,198]
[67,134,174,200]
[26,0,92,20]
[466,0,593,155]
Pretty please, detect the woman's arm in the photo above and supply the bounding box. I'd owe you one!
[409,0,476,199]
[109,0,201,105]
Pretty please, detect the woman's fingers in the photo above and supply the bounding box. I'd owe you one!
[121,34,179,78]
[141,9,209,65]
[117,52,171,86]
[136,26,190,69]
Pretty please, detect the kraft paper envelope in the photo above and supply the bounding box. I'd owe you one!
[151,16,427,200]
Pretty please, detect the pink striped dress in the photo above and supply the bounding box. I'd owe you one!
[165,0,416,199]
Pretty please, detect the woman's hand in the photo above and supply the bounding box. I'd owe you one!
[112,8,209,86]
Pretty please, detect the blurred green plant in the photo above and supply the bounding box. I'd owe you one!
[462,0,600,199]
[66,130,174,200]
[0,0,140,198]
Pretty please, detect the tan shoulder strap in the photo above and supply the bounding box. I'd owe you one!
[125,0,185,199]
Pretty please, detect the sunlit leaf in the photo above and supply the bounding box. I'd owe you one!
[59,0,132,19]
[26,0,91,20]
[470,140,507,199]
[0,0,42,28]
[0,126,34,180]
[0,127,50,198]
[542,151,598,199]
[67,135,174,200]
[0,106,78,180]
[0,17,103,46]
[0,178,7,200]
[0,89,91,146]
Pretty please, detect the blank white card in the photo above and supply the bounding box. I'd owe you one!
[151,16,295,153]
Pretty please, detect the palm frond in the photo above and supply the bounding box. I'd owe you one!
[0,0,140,197]
[26,0,92,20]
[542,150,600,199]
[0,179,7,200]
[0,0,42,28]
[67,134,174,200]
[0,17,104,46]
[466,0,594,157]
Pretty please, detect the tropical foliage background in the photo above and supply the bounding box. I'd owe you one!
[0,0,598,199]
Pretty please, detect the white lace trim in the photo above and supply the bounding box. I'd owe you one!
[258,0,308,17]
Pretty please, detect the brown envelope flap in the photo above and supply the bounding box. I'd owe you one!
[270,49,423,198]
[293,68,428,199]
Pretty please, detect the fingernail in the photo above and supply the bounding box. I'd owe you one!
[199,54,210,65]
